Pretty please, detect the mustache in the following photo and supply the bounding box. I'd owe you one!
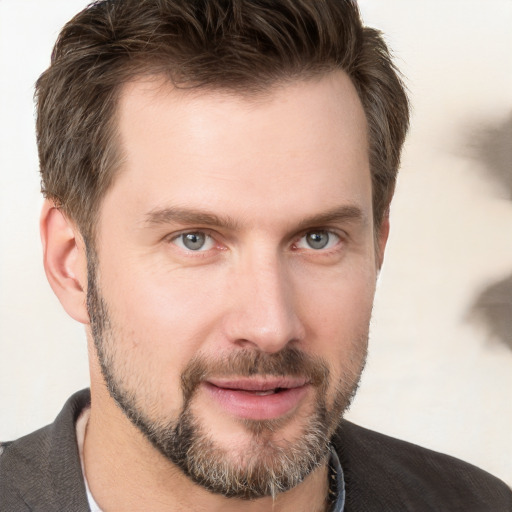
[180,347,330,403]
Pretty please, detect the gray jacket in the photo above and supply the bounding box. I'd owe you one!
[1,389,511,511]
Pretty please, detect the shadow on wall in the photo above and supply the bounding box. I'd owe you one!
[465,112,512,351]
[468,113,512,198]
[469,275,512,351]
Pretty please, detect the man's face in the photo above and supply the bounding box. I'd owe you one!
[87,72,382,498]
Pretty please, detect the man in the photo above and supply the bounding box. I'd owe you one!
[0,0,510,510]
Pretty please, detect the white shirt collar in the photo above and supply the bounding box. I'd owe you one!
[76,405,103,512]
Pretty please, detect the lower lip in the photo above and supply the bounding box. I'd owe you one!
[202,382,310,421]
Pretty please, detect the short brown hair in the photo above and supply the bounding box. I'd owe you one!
[36,0,409,242]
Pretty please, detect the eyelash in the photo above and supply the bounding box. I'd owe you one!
[292,230,342,252]
[167,229,345,255]
[168,230,218,253]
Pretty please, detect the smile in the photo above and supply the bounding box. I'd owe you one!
[202,377,311,421]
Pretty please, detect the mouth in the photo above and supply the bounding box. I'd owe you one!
[202,377,310,421]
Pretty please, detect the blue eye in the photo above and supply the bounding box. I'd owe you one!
[296,230,340,250]
[173,232,214,251]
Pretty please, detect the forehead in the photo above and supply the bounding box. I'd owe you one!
[101,71,371,232]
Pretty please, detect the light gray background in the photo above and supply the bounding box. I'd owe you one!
[1,0,511,485]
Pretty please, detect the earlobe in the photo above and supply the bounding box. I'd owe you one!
[40,200,90,324]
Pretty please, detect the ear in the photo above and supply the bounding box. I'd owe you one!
[376,210,390,270]
[40,200,90,324]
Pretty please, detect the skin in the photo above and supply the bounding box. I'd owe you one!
[41,71,389,511]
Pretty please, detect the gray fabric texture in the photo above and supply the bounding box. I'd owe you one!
[1,389,511,511]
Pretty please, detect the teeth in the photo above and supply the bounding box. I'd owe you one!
[253,390,275,396]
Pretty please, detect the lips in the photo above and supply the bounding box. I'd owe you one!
[202,377,310,421]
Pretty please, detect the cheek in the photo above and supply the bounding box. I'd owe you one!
[293,261,375,386]
[103,263,227,367]
[296,262,376,339]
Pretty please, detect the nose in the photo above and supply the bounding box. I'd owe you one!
[223,252,306,354]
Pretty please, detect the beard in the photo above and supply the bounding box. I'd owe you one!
[86,247,367,500]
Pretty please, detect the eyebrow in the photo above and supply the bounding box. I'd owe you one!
[144,204,366,231]
[144,207,241,230]
[295,205,366,231]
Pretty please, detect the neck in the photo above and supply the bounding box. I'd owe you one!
[83,383,331,512]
